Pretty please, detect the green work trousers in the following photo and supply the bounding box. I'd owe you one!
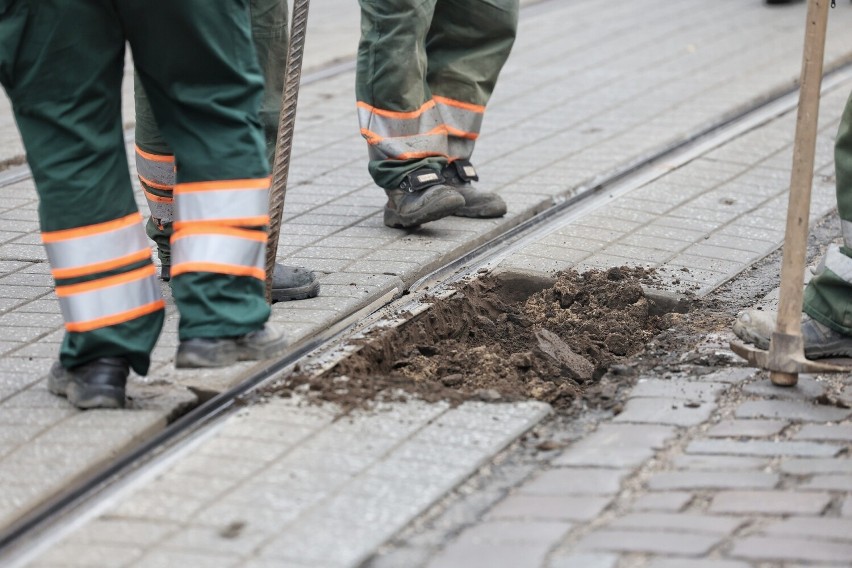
[804,90,852,335]
[356,0,519,190]
[136,0,289,267]
[0,0,270,374]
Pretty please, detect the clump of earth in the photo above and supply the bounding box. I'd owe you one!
[266,267,687,412]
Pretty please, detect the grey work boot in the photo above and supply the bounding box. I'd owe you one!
[383,168,465,229]
[162,261,319,303]
[733,309,852,358]
[442,160,507,218]
[175,323,288,368]
[47,358,129,410]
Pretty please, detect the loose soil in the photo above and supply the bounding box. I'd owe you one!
[263,266,697,413]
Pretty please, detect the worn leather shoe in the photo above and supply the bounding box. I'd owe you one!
[175,323,288,368]
[161,262,319,303]
[383,168,464,229]
[47,358,129,410]
[442,160,507,218]
[733,309,852,358]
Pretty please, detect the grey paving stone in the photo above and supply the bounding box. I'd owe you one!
[645,471,779,491]
[733,400,851,422]
[426,541,551,568]
[613,397,715,426]
[686,439,842,458]
[779,458,852,475]
[630,491,693,512]
[706,419,788,438]
[759,517,852,542]
[741,376,827,400]
[709,491,832,515]
[129,550,240,568]
[793,424,852,441]
[609,512,744,535]
[518,468,628,496]
[644,560,750,568]
[629,379,727,400]
[485,494,610,522]
[31,542,147,567]
[671,455,769,471]
[843,497,852,518]
[577,528,720,556]
[801,474,852,492]
[546,552,619,568]
[730,536,852,564]
[448,519,573,545]
[552,424,676,468]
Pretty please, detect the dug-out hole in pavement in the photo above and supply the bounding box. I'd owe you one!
[265,267,692,413]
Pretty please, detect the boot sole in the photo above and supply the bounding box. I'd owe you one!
[175,334,288,368]
[271,280,321,303]
[66,382,125,409]
[452,202,508,218]
[384,193,465,229]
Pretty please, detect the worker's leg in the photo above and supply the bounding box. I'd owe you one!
[120,0,275,349]
[0,0,164,406]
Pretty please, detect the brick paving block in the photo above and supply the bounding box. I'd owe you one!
[644,559,751,568]
[779,458,852,475]
[518,468,628,496]
[793,424,852,442]
[552,424,676,468]
[801,474,852,492]
[686,439,842,458]
[730,536,852,564]
[613,397,715,426]
[646,471,779,491]
[160,525,270,558]
[734,400,851,422]
[629,379,728,401]
[843,497,852,518]
[32,542,147,567]
[630,491,693,512]
[426,541,550,568]
[576,528,720,556]
[709,491,832,515]
[547,552,619,568]
[485,494,610,522]
[760,517,852,542]
[452,520,573,544]
[706,419,787,438]
[609,512,744,535]
[671,455,769,471]
[741,376,826,400]
[129,550,241,568]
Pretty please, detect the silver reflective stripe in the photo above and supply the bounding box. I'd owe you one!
[145,193,175,223]
[435,100,484,138]
[44,220,149,274]
[357,103,443,138]
[365,132,449,162]
[822,244,852,283]
[172,232,265,274]
[175,187,269,225]
[136,151,175,187]
[58,271,162,328]
[841,219,852,248]
[447,137,476,162]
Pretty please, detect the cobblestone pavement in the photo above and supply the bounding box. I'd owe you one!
[2,0,852,566]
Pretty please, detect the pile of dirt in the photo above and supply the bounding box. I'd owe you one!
[264,267,686,412]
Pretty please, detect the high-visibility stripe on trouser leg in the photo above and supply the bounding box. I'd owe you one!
[172,226,266,280]
[804,244,852,335]
[136,146,176,223]
[434,96,483,161]
[173,178,271,229]
[357,100,449,162]
[41,213,152,279]
[56,265,165,333]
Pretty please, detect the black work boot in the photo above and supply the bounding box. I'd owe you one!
[162,260,319,303]
[733,309,852,358]
[47,358,129,410]
[441,160,507,218]
[175,323,288,368]
[384,168,465,229]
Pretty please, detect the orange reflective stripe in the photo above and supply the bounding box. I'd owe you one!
[134,145,175,163]
[174,177,271,194]
[356,100,437,120]
[171,225,268,242]
[398,151,449,160]
[143,187,173,203]
[444,125,479,140]
[433,95,485,114]
[52,249,152,280]
[55,265,157,297]
[170,262,266,280]
[41,213,143,244]
[361,125,450,146]
[65,300,165,333]
[139,174,174,191]
[172,216,270,230]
